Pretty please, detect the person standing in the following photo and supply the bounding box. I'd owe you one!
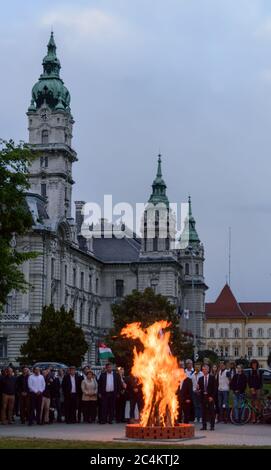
[128,375,144,422]
[179,376,194,423]
[248,359,263,423]
[28,367,45,425]
[62,366,81,424]
[218,361,230,423]
[98,363,121,424]
[198,364,216,431]
[116,367,128,423]
[81,370,98,423]
[230,364,247,423]
[211,363,220,422]
[191,363,203,423]
[40,369,53,424]
[52,369,65,423]
[0,367,16,424]
[185,359,194,378]
[16,367,30,424]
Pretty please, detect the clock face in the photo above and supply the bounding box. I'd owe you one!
[41,109,48,120]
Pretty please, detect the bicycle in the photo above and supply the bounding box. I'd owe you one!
[230,393,271,425]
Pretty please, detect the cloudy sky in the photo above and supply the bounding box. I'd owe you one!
[2,0,271,301]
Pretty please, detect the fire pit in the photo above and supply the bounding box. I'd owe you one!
[126,423,194,440]
[121,320,195,440]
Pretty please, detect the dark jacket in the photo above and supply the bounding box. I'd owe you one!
[16,374,30,394]
[230,373,247,394]
[62,373,82,397]
[180,377,193,401]
[1,375,16,395]
[127,376,143,401]
[98,371,122,396]
[198,374,216,400]
[42,374,54,398]
[248,370,263,390]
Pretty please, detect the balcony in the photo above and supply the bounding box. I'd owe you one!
[1,312,30,322]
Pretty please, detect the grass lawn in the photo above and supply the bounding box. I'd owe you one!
[0,438,270,449]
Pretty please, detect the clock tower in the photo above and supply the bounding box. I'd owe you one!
[27,32,77,222]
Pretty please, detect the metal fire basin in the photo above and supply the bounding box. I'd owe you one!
[126,423,195,440]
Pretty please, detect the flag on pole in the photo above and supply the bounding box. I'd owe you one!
[98,343,114,360]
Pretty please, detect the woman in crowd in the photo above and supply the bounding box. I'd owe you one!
[191,362,203,423]
[211,363,220,423]
[81,370,98,423]
[230,364,247,423]
[248,359,263,423]
[217,361,230,423]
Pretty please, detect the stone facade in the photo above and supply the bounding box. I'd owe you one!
[0,34,207,366]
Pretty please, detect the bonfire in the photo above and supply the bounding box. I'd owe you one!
[121,320,187,428]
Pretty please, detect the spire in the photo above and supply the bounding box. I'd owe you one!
[148,154,169,207]
[179,195,200,247]
[30,32,71,111]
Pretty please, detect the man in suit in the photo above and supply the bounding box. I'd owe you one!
[178,376,194,424]
[98,363,122,424]
[198,364,216,431]
[62,366,82,424]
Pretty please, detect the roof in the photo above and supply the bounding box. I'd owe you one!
[93,236,141,263]
[205,284,271,320]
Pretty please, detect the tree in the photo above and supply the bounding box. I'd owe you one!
[18,305,88,367]
[197,349,219,365]
[0,139,37,310]
[107,288,193,371]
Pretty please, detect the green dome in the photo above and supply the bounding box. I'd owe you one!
[30,32,71,111]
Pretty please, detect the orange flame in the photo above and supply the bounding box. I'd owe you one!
[121,320,186,427]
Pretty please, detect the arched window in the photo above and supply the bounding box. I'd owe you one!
[247,328,253,338]
[258,328,263,338]
[41,129,49,144]
[209,328,215,338]
[234,328,240,338]
[247,346,253,357]
[185,263,189,275]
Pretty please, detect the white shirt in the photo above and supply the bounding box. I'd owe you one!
[28,374,45,394]
[105,372,114,392]
[185,368,194,378]
[192,371,203,392]
[218,369,230,391]
[70,375,76,393]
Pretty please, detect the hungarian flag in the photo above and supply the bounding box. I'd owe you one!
[98,343,114,360]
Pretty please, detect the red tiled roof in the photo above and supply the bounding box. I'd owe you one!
[205,284,271,319]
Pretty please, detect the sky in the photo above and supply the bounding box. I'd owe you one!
[2,0,271,301]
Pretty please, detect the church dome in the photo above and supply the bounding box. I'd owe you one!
[30,32,71,111]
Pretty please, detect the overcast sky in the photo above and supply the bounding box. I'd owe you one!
[2,0,271,301]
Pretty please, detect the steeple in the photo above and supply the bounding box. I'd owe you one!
[148,154,169,207]
[29,32,70,111]
[180,196,200,247]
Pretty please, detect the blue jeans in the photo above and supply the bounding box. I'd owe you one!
[233,393,245,421]
[193,392,201,421]
[218,390,229,412]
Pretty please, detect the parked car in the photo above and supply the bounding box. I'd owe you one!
[32,362,68,371]
[244,368,271,384]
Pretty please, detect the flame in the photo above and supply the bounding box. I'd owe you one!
[121,320,186,427]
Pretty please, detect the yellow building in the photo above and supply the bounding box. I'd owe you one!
[205,284,271,367]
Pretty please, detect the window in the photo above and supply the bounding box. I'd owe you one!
[234,328,239,338]
[153,237,158,251]
[64,265,68,284]
[195,264,199,275]
[95,308,99,327]
[41,156,48,167]
[220,328,224,338]
[96,278,99,294]
[80,272,84,290]
[41,183,47,198]
[247,346,253,357]
[224,347,229,357]
[89,274,92,292]
[185,263,189,275]
[247,328,253,338]
[41,129,49,144]
[116,279,124,298]
[4,296,12,314]
[225,328,228,338]
[73,268,77,287]
[79,303,83,326]
[258,328,263,338]
[51,258,55,279]
[0,338,7,359]
[88,307,91,326]
[209,328,215,338]
[234,346,239,357]
[258,346,263,357]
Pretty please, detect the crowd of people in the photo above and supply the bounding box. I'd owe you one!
[0,359,265,430]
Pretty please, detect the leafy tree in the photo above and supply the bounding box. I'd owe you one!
[18,305,88,367]
[197,349,219,365]
[0,139,37,310]
[107,288,193,372]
